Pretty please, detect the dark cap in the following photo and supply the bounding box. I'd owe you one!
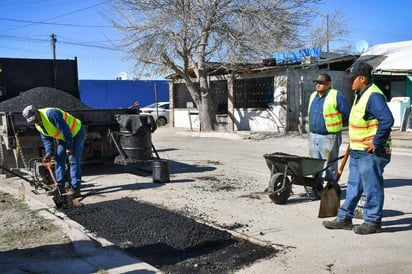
[349,62,373,78]
[22,105,38,123]
[313,73,331,83]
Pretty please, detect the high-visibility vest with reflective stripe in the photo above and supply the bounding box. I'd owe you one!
[349,84,388,150]
[308,89,343,133]
[35,108,82,140]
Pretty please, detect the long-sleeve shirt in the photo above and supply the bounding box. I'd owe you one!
[351,84,394,158]
[308,88,350,135]
[39,109,74,156]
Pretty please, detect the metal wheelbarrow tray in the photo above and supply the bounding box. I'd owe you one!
[263,152,326,204]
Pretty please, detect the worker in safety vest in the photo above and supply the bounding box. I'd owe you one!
[22,105,86,198]
[308,73,350,197]
[323,62,394,235]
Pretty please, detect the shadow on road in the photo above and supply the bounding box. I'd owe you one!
[0,241,159,274]
[384,178,412,188]
[382,211,412,233]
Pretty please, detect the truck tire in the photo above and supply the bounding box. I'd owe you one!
[268,173,291,204]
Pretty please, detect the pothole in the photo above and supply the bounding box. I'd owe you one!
[64,198,278,273]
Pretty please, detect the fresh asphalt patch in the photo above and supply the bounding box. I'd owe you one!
[64,198,278,273]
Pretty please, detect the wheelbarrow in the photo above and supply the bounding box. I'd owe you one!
[263,152,334,204]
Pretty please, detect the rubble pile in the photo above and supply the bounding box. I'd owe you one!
[0,87,91,112]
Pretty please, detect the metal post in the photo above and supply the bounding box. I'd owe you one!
[50,33,57,59]
[154,82,159,122]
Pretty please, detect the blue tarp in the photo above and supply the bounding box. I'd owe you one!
[272,47,321,65]
[79,80,169,109]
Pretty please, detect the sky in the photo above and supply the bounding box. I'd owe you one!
[0,0,411,80]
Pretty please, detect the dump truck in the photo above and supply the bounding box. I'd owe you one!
[0,57,79,102]
[0,57,156,191]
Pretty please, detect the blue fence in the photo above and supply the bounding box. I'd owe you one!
[79,80,169,109]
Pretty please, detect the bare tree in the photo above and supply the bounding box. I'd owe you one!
[108,0,321,131]
[308,9,350,53]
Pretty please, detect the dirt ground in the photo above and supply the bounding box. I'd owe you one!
[0,191,75,257]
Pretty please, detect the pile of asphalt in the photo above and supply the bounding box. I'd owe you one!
[65,198,277,273]
[0,87,91,112]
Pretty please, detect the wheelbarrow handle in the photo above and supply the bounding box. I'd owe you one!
[317,144,350,181]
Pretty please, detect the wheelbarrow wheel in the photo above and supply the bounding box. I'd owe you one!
[268,173,291,204]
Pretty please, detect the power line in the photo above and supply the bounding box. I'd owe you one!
[0,33,118,51]
[0,17,113,29]
[1,0,111,33]
[0,34,49,43]
[59,40,117,51]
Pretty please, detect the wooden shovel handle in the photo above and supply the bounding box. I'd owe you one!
[338,145,350,177]
[42,158,59,187]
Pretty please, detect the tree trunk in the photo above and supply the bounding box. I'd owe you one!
[199,90,217,131]
[198,69,217,131]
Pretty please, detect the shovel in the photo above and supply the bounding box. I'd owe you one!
[43,158,83,208]
[318,145,350,218]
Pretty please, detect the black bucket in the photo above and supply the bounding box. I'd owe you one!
[152,159,170,183]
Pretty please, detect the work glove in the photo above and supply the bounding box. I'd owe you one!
[42,155,52,164]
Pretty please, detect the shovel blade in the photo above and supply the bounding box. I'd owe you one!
[318,183,340,218]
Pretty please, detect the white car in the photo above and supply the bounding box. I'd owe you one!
[140,102,170,126]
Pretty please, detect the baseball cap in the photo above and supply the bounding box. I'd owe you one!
[22,105,38,123]
[313,73,331,83]
[349,62,373,78]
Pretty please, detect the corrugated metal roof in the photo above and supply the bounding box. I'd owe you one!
[166,55,358,79]
[355,40,412,75]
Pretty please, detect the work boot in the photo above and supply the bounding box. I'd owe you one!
[353,222,382,235]
[322,218,353,230]
[47,185,65,196]
[66,187,81,198]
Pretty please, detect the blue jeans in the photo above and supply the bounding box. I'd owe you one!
[337,150,390,224]
[309,132,342,183]
[55,126,86,189]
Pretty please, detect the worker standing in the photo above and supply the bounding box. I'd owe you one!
[322,62,394,234]
[308,73,350,197]
[22,105,86,197]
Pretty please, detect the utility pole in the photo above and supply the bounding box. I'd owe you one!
[50,33,57,59]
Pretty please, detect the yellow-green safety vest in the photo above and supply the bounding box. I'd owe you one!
[349,83,391,150]
[35,108,82,140]
[308,89,343,133]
